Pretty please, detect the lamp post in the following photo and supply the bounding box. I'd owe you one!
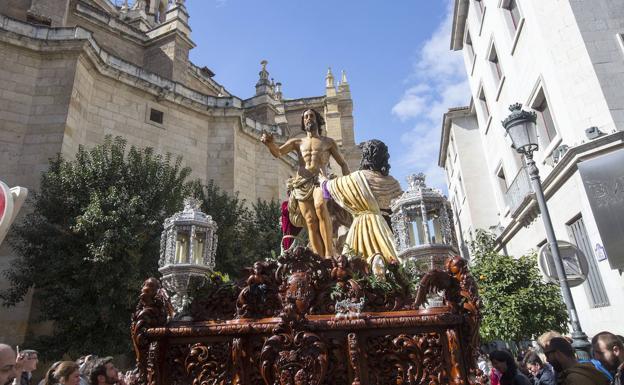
[502,103,591,358]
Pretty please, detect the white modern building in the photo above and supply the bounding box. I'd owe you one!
[439,0,624,337]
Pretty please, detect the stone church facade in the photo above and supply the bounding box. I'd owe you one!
[0,0,359,344]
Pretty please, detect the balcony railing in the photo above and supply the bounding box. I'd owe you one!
[505,166,533,216]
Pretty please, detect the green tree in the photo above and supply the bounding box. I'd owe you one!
[470,229,568,343]
[2,137,283,358]
[250,199,282,261]
[193,181,281,278]
[1,136,194,358]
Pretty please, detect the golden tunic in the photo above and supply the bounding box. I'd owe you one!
[326,170,400,264]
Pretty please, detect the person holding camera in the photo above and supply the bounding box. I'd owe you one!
[13,349,38,385]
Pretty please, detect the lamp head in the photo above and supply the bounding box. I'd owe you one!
[502,103,538,155]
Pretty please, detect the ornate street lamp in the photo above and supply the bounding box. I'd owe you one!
[503,103,591,358]
[159,197,218,319]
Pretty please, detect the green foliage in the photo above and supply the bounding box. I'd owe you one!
[250,200,283,262]
[401,258,429,293]
[470,229,568,343]
[1,136,194,359]
[329,249,426,302]
[1,136,283,359]
[192,181,281,279]
[187,271,237,300]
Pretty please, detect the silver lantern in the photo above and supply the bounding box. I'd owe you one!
[158,197,218,319]
[390,173,458,269]
[390,174,458,308]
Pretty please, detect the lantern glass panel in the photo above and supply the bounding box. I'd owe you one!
[525,120,538,150]
[175,232,190,264]
[408,216,425,247]
[428,214,442,244]
[508,121,529,150]
[192,232,205,265]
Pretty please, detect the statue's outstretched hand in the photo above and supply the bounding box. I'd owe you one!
[260,131,274,145]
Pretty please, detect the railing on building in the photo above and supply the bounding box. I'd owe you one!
[505,166,533,217]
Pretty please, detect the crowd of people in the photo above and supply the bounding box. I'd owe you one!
[479,330,623,385]
[0,345,132,385]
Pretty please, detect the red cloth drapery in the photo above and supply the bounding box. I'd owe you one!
[281,200,301,250]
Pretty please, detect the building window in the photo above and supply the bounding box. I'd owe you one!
[449,133,458,162]
[478,87,490,123]
[149,108,164,124]
[504,0,521,30]
[458,174,466,201]
[487,43,502,85]
[475,0,484,15]
[531,89,558,149]
[496,164,509,210]
[567,216,610,308]
[465,30,475,68]
[496,164,508,192]
[447,153,454,177]
[617,34,624,57]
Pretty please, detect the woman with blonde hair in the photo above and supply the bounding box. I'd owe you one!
[43,361,80,385]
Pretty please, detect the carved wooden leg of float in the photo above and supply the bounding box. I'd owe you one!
[232,338,247,385]
[146,341,160,385]
[446,329,466,385]
[347,333,362,385]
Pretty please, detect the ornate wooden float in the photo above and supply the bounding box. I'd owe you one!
[130,247,482,385]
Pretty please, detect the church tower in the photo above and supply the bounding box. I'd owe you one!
[324,68,359,171]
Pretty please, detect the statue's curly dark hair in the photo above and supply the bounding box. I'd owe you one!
[359,139,390,176]
[300,108,325,134]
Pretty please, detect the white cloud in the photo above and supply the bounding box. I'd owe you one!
[391,84,430,121]
[391,0,470,192]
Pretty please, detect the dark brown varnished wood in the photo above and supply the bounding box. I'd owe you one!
[131,247,482,385]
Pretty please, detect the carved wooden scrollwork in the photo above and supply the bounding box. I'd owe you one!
[260,331,328,385]
[131,278,172,385]
[419,333,447,385]
[247,336,268,385]
[236,261,280,319]
[347,333,362,385]
[165,344,191,385]
[366,333,445,385]
[414,256,482,378]
[132,248,483,385]
[146,342,159,385]
[276,247,334,321]
[322,337,348,385]
[185,342,233,385]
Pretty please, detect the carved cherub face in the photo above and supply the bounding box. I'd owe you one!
[142,278,159,295]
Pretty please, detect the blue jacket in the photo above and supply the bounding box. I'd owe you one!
[535,366,556,385]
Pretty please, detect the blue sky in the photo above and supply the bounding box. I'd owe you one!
[183,0,470,191]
